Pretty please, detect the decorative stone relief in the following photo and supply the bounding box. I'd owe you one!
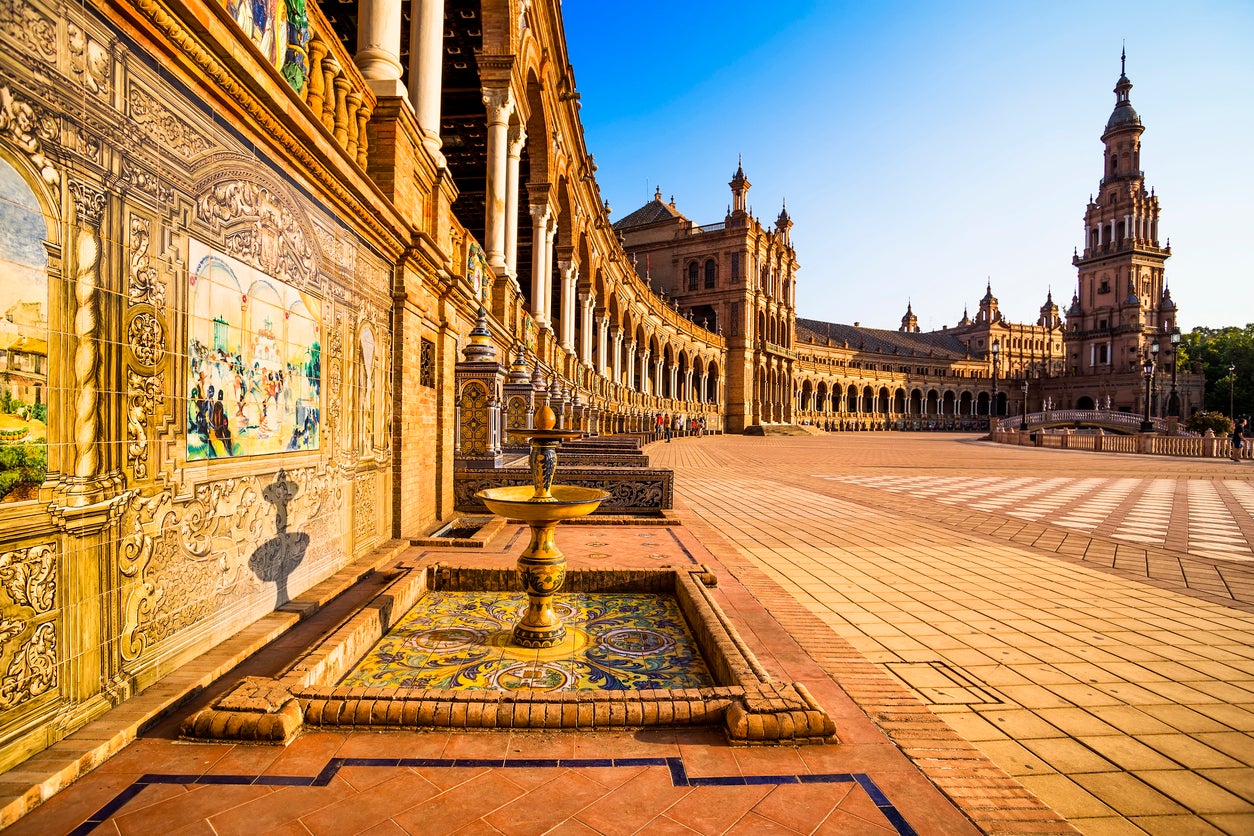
[353,472,374,543]
[0,85,59,186]
[120,159,173,203]
[0,622,55,708]
[0,544,58,710]
[127,85,212,161]
[126,370,164,480]
[196,178,315,288]
[127,214,165,307]
[66,21,111,96]
[0,544,56,615]
[127,312,165,367]
[119,468,340,661]
[0,0,56,65]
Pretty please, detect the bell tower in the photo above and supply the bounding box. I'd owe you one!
[1068,50,1170,377]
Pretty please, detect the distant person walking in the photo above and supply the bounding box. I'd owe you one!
[655,412,664,439]
[1233,418,1246,463]
[664,413,673,443]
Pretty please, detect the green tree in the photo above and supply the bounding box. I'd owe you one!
[0,439,47,501]
[1179,324,1254,418]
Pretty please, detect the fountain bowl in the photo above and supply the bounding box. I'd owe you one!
[477,484,610,520]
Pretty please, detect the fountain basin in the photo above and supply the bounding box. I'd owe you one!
[477,485,609,516]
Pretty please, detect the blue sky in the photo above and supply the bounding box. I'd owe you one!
[561,1,1254,333]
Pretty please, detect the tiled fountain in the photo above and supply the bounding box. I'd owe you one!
[183,353,833,746]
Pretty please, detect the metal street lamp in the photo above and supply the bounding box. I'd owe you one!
[1021,378,1029,428]
[1141,355,1156,433]
[1168,329,1181,417]
[1150,342,1160,417]
[1231,363,1237,418]
[990,340,1000,426]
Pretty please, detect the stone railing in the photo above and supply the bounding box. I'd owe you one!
[998,410,1176,434]
[303,3,376,168]
[992,427,1248,460]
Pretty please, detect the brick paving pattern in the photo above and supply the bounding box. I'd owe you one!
[11,433,1254,834]
[650,434,1254,835]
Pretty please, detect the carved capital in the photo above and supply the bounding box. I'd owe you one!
[507,124,527,157]
[481,86,514,125]
[69,179,106,229]
[528,203,551,227]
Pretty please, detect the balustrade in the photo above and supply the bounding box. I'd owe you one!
[302,4,377,168]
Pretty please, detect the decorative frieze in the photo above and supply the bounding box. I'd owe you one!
[196,178,315,288]
[0,0,55,64]
[0,544,58,711]
[127,85,211,161]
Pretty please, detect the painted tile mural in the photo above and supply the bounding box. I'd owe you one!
[340,591,715,691]
[187,239,321,460]
[219,0,311,92]
[0,158,49,502]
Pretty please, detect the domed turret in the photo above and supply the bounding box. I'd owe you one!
[1105,49,1142,134]
[899,300,919,333]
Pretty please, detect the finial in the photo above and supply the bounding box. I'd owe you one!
[654,185,662,201]
[1121,43,1126,76]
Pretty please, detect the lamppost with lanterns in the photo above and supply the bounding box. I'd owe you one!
[990,340,1000,427]
[1150,342,1160,417]
[1231,363,1237,418]
[1021,378,1029,429]
[1140,354,1156,433]
[1168,329,1181,417]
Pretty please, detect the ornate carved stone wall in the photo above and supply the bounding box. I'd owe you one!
[0,0,395,769]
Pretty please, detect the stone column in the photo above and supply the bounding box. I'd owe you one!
[699,372,708,402]
[356,0,407,98]
[407,0,443,156]
[528,203,551,327]
[685,370,694,402]
[559,261,578,351]
[482,87,514,273]
[612,328,624,383]
[597,316,609,376]
[579,292,595,367]
[654,357,664,396]
[504,124,526,282]
[543,213,558,330]
[625,341,637,389]
[641,351,651,394]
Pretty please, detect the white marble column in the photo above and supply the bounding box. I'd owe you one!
[559,261,578,351]
[578,293,594,367]
[699,372,708,402]
[504,125,526,282]
[544,215,558,329]
[357,0,407,98]
[684,370,694,401]
[612,328,624,383]
[528,203,551,326]
[597,317,610,376]
[640,351,651,394]
[669,366,679,400]
[482,87,514,273]
[625,342,637,389]
[406,0,443,155]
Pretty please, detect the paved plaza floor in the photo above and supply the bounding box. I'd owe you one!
[8,434,1253,834]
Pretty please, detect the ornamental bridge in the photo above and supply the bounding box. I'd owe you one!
[997,410,1179,435]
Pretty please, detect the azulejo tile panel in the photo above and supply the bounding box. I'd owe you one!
[340,591,713,691]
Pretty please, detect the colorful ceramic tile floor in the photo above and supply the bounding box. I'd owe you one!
[339,591,714,691]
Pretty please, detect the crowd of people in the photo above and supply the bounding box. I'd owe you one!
[654,412,707,442]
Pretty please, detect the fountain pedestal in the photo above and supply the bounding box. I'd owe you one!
[476,408,608,648]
